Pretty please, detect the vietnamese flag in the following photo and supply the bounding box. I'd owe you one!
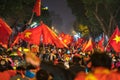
[0,18,12,48]
[40,23,68,48]
[82,38,93,52]
[59,32,65,38]
[33,0,41,16]
[59,33,73,45]
[41,24,54,45]
[63,34,73,45]
[108,27,120,52]
[20,25,42,45]
[19,22,68,48]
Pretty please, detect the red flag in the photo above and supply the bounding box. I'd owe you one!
[20,25,42,45]
[59,33,73,45]
[81,41,87,50]
[33,0,41,16]
[63,34,72,45]
[97,35,105,52]
[40,23,68,48]
[105,44,112,52]
[10,33,21,47]
[20,22,68,48]
[108,27,120,52]
[58,32,65,38]
[82,38,93,52]
[41,24,54,45]
[75,38,85,47]
[0,18,12,48]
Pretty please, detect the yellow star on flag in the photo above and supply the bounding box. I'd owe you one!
[113,35,120,43]
[63,39,67,43]
[25,32,32,38]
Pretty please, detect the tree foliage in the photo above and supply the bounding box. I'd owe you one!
[0,0,51,28]
[0,0,35,26]
[78,24,89,37]
[67,0,120,38]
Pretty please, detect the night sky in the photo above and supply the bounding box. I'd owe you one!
[42,0,75,34]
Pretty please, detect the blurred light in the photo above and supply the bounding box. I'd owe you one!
[30,22,38,28]
[51,26,54,30]
[72,30,76,35]
[74,34,80,38]
[45,6,48,10]
[42,6,48,10]
[74,33,80,41]
[54,29,57,32]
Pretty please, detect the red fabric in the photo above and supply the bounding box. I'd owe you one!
[97,36,104,52]
[82,38,93,52]
[75,38,85,47]
[59,33,73,45]
[20,25,42,45]
[10,33,21,47]
[74,72,86,80]
[41,24,54,45]
[0,18,12,48]
[41,23,68,48]
[59,32,65,38]
[0,70,16,80]
[20,22,68,48]
[108,27,120,52]
[105,44,112,52]
[81,41,87,50]
[74,67,120,80]
[63,34,73,45]
[33,0,41,16]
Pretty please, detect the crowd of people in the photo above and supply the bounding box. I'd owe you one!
[0,43,120,80]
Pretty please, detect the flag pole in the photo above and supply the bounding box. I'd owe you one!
[27,12,35,25]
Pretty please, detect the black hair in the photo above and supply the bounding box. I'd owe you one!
[36,69,49,80]
[40,61,74,80]
[91,52,112,69]
[26,65,36,70]
[0,59,13,72]
[72,56,81,64]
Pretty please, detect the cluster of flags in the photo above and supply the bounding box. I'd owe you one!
[11,22,68,48]
[0,17,120,54]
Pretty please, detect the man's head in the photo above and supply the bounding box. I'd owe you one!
[72,56,81,64]
[91,52,112,69]
[36,69,49,80]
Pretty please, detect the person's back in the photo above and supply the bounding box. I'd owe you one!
[69,56,85,76]
[40,61,74,80]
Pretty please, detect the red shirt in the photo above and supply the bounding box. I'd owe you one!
[0,70,16,80]
[74,67,120,80]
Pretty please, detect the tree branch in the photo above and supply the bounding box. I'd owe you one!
[93,4,107,35]
[115,7,120,18]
